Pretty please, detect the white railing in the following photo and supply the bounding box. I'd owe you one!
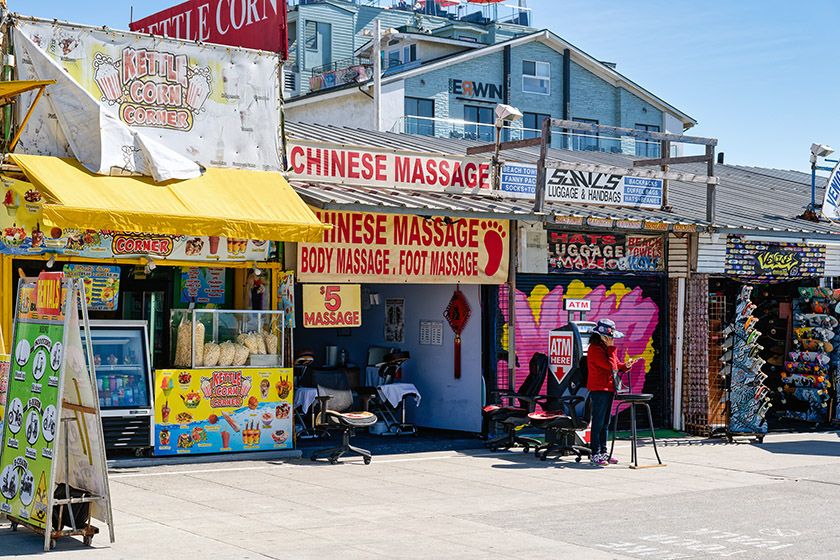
[391,116,684,157]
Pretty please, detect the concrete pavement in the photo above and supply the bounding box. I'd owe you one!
[1,430,839,559]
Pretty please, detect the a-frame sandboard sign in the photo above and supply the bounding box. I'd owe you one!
[0,273,114,550]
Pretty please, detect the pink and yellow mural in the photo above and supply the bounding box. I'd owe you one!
[498,278,661,413]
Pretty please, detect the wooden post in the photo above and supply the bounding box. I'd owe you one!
[661,140,670,210]
[706,145,716,223]
[507,220,517,391]
[532,117,551,214]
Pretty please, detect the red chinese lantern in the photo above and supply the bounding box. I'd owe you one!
[444,287,471,379]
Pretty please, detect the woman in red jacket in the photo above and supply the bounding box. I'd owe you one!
[587,319,638,466]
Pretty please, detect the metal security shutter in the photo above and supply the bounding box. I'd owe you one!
[496,273,668,427]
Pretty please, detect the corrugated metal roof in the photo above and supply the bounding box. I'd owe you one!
[286,122,837,235]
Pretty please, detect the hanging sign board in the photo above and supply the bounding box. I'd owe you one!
[0,177,271,261]
[301,284,361,328]
[547,231,665,273]
[297,210,509,284]
[0,277,114,549]
[563,299,591,311]
[286,141,492,193]
[153,368,293,455]
[130,0,289,59]
[180,267,226,304]
[62,264,121,311]
[545,168,663,209]
[14,18,282,171]
[725,236,826,281]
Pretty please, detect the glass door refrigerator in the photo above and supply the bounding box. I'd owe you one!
[86,320,154,456]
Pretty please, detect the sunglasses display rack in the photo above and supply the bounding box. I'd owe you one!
[781,287,838,424]
[719,285,770,442]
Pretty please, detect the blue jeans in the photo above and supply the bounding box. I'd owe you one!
[589,390,615,455]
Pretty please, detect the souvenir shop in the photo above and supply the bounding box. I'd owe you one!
[686,233,840,439]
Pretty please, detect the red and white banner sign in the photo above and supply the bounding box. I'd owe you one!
[130,0,288,59]
[297,210,509,284]
[548,329,574,380]
[287,141,492,193]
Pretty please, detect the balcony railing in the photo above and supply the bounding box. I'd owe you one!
[286,0,530,27]
[311,56,371,77]
[391,116,682,158]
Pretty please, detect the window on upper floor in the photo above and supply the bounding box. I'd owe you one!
[572,118,599,151]
[635,123,661,158]
[387,44,417,69]
[522,112,551,140]
[522,60,550,95]
[464,105,494,142]
[305,21,318,50]
[405,97,435,137]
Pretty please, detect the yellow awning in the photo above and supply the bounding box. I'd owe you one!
[0,80,55,101]
[10,154,327,243]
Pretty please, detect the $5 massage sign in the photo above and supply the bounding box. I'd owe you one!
[297,211,509,284]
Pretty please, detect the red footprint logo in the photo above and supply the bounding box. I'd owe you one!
[482,221,506,277]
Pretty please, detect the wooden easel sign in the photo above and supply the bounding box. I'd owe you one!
[0,274,114,550]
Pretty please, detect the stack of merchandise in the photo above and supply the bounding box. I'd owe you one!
[784,287,836,423]
[719,285,771,435]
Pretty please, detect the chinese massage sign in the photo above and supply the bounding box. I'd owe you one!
[297,210,509,284]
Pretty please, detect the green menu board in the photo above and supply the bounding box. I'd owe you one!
[0,302,65,528]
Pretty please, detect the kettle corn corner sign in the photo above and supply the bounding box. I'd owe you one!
[297,210,509,284]
[14,18,281,171]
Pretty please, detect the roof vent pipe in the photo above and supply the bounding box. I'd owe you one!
[717,152,724,165]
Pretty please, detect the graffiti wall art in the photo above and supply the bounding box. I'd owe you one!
[498,277,662,414]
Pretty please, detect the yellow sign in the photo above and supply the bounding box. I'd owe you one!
[302,284,362,328]
[154,368,293,455]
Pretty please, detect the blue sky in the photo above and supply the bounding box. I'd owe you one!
[12,0,839,173]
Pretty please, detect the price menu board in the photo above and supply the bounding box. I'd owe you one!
[0,294,65,528]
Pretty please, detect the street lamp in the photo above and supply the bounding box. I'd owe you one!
[810,142,835,207]
[492,103,522,190]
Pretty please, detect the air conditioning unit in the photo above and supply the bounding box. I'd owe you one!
[283,69,299,97]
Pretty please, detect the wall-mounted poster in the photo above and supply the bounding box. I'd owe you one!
[62,264,121,311]
[180,267,225,304]
[385,298,405,343]
[547,231,665,273]
[725,236,826,281]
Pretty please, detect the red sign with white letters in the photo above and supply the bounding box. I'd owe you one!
[287,141,492,193]
[130,0,288,59]
[548,330,574,380]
